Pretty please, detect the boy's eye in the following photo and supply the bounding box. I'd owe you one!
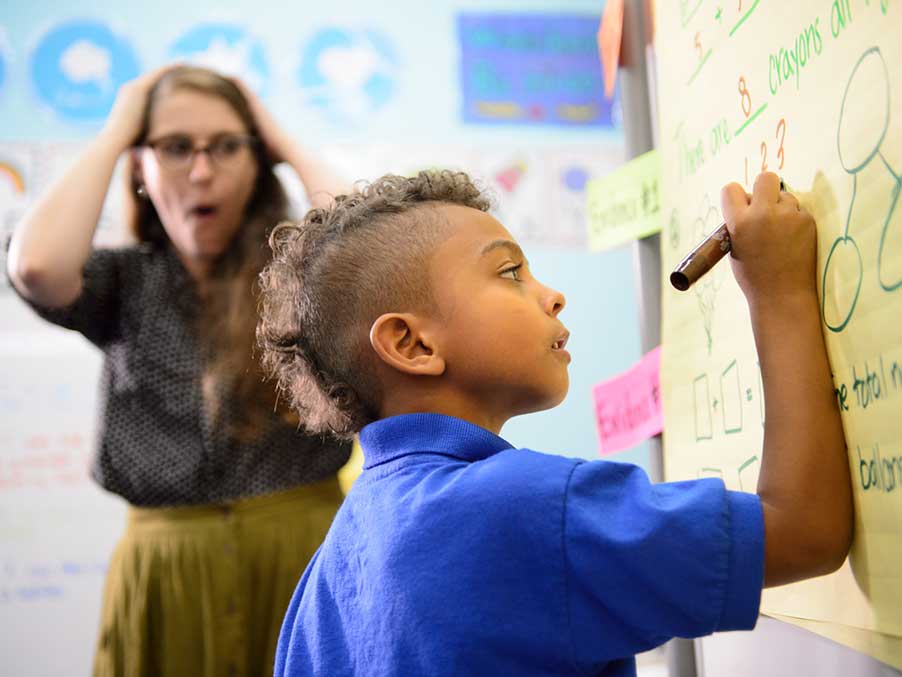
[500,264,522,281]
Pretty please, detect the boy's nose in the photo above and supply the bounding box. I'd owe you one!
[543,287,566,317]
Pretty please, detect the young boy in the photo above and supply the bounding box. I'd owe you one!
[257,170,852,676]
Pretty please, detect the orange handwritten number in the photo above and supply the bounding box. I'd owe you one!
[760,142,768,173]
[695,33,703,60]
[776,118,786,170]
[738,77,751,118]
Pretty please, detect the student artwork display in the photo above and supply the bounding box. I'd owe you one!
[0,141,620,265]
[309,142,625,248]
[656,1,901,667]
[0,138,621,304]
[0,151,30,296]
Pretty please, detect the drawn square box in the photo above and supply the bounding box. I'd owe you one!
[737,455,760,492]
[693,374,713,440]
[698,467,723,480]
[721,360,743,434]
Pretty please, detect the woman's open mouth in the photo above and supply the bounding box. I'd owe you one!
[191,205,218,220]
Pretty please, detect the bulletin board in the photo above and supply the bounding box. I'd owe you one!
[655,0,901,667]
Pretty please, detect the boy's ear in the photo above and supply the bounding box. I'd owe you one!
[369,313,445,377]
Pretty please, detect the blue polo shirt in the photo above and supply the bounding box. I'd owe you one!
[275,414,764,676]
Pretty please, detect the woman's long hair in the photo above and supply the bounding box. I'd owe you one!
[125,66,294,439]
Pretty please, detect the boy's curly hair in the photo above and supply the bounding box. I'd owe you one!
[256,170,492,439]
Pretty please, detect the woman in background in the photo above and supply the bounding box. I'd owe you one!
[7,65,352,677]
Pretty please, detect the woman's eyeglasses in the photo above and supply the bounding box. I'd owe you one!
[144,133,259,171]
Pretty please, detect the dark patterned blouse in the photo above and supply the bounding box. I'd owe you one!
[13,244,351,507]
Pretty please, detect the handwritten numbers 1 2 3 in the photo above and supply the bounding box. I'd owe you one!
[746,118,788,185]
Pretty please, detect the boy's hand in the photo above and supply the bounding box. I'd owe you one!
[721,172,817,305]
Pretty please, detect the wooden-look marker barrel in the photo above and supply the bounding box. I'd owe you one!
[670,178,785,291]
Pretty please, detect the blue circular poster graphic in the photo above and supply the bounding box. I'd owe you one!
[169,24,270,95]
[31,20,140,123]
[562,166,590,192]
[298,27,398,125]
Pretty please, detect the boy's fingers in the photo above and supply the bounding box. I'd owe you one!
[752,172,781,203]
[720,182,750,224]
[780,190,801,210]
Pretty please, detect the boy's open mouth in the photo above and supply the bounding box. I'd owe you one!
[552,331,570,350]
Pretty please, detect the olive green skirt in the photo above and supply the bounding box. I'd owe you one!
[93,477,344,677]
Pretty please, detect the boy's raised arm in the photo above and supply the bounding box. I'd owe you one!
[722,172,853,587]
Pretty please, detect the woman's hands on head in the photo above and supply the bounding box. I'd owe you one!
[230,73,350,208]
[100,65,181,152]
[228,76,295,165]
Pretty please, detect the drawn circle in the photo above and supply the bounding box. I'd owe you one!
[30,20,140,123]
[821,235,863,333]
[168,23,270,96]
[837,47,889,174]
[561,166,589,192]
[877,190,902,292]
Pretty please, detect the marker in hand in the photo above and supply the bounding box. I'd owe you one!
[670,178,785,291]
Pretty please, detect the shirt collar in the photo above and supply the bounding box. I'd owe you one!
[359,413,515,470]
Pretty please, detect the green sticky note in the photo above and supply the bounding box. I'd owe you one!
[586,149,662,251]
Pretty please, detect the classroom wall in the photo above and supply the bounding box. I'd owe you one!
[0,2,648,675]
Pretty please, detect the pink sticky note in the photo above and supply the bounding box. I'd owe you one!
[592,346,662,456]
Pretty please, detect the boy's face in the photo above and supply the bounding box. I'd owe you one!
[426,205,570,422]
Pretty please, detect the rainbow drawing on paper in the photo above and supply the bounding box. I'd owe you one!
[0,162,25,194]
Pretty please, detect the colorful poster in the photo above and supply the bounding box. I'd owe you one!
[457,13,615,127]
